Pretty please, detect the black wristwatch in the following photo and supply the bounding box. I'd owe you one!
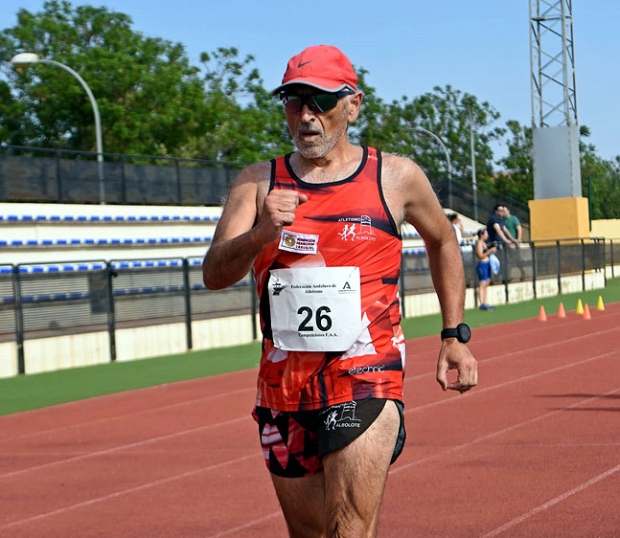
[440,323,471,343]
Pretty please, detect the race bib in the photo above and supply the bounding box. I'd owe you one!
[268,267,362,352]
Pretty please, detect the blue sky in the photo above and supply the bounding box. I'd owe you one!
[2,0,618,162]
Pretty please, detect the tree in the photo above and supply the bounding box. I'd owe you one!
[358,84,504,187]
[2,1,619,218]
[581,142,620,220]
[352,67,392,148]
[175,47,293,163]
[495,120,534,207]
[0,0,208,156]
[0,79,26,144]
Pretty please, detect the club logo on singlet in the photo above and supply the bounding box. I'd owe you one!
[337,215,376,242]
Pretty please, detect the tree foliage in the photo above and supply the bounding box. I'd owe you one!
[187,47,292,163]
[1,0,208,156]
[495,120,534,207]
[1,1,619,218]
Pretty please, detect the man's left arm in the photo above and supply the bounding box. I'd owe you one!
[386,156,478,393]
[423,222,478,393]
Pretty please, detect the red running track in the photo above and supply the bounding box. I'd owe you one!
[1,303,619,537]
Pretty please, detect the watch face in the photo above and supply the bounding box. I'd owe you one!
[457,323,471,343]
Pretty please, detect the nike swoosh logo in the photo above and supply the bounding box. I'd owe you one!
[297,61,313,67]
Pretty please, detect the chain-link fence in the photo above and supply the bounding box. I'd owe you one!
[0,145,244,205]
[431,176,530,232]
[1,146,531,228]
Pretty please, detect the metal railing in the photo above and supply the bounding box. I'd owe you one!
[0,237,611,375]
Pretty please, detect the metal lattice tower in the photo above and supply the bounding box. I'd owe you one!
[529,0,578,128]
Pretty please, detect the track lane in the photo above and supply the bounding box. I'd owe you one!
[1,304,618,537]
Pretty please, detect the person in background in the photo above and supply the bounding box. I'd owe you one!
[202,44,478,538]
[475,228,496,311]
[486,204,513,248]
[503,206,526,281]
[503,206,522,246]
[447,212,465,245]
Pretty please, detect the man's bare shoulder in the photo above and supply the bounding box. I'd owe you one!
[226,161,273,205]
[380,152,425,182]
[234,161,272,186]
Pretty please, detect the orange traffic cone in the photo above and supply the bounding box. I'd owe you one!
[583,303,591,320]
[597,296,605,311]
[557,302,566,318]
[576,299,584,315]
[538,305,547,321]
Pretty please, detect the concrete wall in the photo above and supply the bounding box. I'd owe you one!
[1,272,605,378]
[0,202,613,378]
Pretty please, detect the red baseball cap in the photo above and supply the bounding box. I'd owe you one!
[272,45,358,95]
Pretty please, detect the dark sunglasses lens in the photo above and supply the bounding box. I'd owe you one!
[283,96,303,113]
[311,93,339,112]
[282,93,340,113]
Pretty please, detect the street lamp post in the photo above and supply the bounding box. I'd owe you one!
[10,52,105,204]
[411,126,453,208]
[467,107,478,222]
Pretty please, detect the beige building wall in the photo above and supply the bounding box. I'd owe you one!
[590,219,620,239]
[528,197,590,241]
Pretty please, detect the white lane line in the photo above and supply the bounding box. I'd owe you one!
[0,415,252,480]
[404,324,620,386]
[479,463,620,537]
[206,512,282,538]
[405,349,619,414]
[3,324,616,444]
[7,387,614,534]
[391,385,620,475]
[1,321,618,531]
[0,454,259,532]
[2,362,618,533]
[2,348,617,480]
[0,386,255,444]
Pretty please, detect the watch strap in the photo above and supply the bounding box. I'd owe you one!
[440,327,458,340]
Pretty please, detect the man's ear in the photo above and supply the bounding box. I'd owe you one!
[347,92,364,122]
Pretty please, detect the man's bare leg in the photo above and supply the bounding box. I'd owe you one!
[271,400,400,538]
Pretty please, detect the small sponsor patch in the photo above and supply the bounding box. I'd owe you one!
[278,231,319,255]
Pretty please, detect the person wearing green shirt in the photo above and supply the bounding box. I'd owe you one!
[504,206,525,280]
[504,207,521,244]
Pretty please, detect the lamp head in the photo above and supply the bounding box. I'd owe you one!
[10,53,41,66]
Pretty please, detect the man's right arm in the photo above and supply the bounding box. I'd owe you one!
[494,223,513,245]
[202,164,266,290]
[202,162,307,290]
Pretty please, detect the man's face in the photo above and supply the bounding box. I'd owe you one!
[281,85,361,159]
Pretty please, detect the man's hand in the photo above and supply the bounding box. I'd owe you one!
[256,190,308,243]
[436,340,478,393]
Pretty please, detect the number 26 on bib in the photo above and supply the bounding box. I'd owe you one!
[267,267,362,352]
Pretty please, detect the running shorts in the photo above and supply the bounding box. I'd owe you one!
[252,398,406,478]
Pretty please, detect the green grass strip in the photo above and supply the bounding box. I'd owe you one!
[1,277,618,416]
[402,276,620,337]
[0,344,260,416]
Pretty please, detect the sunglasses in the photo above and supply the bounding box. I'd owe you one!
[280,88,355,114]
